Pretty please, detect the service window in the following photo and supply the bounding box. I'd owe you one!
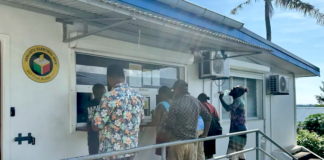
[75,52,185,127]
[220,77,263,121]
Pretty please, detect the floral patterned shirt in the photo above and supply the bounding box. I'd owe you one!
[92,83,144,160]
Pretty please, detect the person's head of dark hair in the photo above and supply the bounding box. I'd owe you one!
[92,84,106,99]
[159,86,171,95]
[198,93,210,103]
[158,86,172,101]
[106,64,125,89]
[172,80,188,98]
[107,64,125,79]
[229,86,249,98]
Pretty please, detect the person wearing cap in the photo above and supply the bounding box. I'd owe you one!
[198,93,222,159]
[219,86,248,160]
[163,80,212,160]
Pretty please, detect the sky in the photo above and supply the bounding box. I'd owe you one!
[188,0,324,104]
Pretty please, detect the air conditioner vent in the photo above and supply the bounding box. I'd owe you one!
[269,75,289,95]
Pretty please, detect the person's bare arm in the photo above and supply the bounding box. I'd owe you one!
[219,92,231,112]
[147,105,163,126]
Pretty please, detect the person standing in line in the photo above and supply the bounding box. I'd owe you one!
[219,86,248,160]
[163,80,212,160]
[92,64,145,160]
[198,93,222,159]
[148,86,172,156]
[196,115,205,160]
[84,84,106,155]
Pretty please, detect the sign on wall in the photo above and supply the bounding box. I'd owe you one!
[22,45,59,83]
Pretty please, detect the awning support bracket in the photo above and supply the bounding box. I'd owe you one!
[56,17,136,43]
[194,51,262,63]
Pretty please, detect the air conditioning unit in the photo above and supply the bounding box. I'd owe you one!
[269,75,289,95]
[199,50,230,79]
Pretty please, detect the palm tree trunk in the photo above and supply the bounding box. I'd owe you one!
[265,0,272,41]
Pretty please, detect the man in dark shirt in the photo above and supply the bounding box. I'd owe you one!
[164,80,211,160]
[84,84,106,155]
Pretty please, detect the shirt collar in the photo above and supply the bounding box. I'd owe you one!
[113,83,128,89]
[174,92,190,99]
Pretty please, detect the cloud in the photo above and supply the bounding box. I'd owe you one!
[280,24,321,33]
[276,38,302,43]
[274,12,304,19]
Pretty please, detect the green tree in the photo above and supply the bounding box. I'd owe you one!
[231,0,324,41]
[316,81,324,104]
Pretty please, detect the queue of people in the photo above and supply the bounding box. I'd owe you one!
[84,64,249,160]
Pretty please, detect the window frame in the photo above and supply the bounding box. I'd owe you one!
[69,49,188,133]
[219,72,264,123]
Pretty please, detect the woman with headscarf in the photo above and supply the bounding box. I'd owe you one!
[198,93,222,159]
[219,86,248,160]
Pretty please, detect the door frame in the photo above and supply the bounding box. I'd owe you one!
[0,34,11,160]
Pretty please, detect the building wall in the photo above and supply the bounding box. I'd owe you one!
[0,5,87,160]
[0,4,297,160]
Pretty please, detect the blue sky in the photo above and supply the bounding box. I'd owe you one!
[188,0,324,104]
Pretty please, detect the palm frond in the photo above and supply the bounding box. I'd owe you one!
[231,0,257,15]
[316,95,324,104]
[275,0,324,26]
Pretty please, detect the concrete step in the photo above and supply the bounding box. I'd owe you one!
[293,151,321,160]
[293,151,312,159]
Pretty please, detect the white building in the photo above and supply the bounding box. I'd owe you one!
[0,0,320,160]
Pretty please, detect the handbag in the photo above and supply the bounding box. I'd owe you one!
[202,103,222,136]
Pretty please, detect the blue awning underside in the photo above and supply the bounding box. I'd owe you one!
[111,0,320,77]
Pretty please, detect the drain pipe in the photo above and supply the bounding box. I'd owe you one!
[156,0,244,29]
[293,73,297,146]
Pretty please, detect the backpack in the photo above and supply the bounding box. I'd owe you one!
[202,103,222,136]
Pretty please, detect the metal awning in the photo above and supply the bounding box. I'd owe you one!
[0,0,271,51]
[0,0,318,77]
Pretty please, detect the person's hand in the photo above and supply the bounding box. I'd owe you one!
[219,91,224,99]
[199,134,208,138]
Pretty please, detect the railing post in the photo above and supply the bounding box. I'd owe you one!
[256,132,260,160]
[162,146,167,160]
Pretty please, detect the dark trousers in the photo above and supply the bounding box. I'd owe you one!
[88,143,99,155]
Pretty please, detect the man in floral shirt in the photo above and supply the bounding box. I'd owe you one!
[92,64,144,160]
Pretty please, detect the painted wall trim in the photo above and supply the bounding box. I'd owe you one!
[230,59,270,74]
[112,0,320,77]
[69,32,194,65]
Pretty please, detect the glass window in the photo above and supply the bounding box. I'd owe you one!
[75,53,184,124]
[221,79,231,120]
[247,79,257,118]
[221,77,263,121]
[75,53,180,88]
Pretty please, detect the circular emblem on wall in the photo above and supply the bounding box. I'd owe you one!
[22,45,59,83]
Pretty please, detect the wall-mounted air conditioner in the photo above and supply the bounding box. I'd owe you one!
[199,51,230,79]
[269,75,289,95]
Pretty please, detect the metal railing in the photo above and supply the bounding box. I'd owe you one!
[62,129,297,160]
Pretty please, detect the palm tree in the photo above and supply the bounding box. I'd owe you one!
[316,81,324,104]
[231,0,324,41]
